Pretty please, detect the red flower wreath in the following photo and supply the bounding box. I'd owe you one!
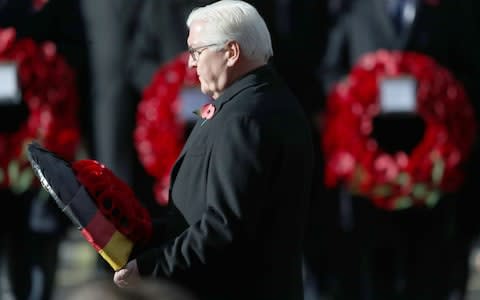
[135,52,200,205]
[0,28,80,193]
[322,50,476,210]
[72,159,152,244]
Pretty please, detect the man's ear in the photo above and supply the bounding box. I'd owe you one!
[225,41,240,66]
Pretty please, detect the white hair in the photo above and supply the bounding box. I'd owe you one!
[186,0,273,63]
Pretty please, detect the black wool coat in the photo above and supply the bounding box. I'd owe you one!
[137,65,314,300]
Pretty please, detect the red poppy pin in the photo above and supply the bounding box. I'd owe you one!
[194,103,216,125]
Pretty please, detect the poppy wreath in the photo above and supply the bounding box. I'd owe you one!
[0,28,80,194]
[135,52,200,206]
[322,50,476,210]
[72,159,153,246]
[27,142,151,271]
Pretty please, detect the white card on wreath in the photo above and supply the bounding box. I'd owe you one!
[0,62,21,105]
[179,87,211,122]
[379,76,417,114]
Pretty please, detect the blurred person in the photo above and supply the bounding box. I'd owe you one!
[80,0,145,273]
[0,0,87,299]
[16,0,89,298]
[113,1,314,300]
[128,0,215,93]
[127,0,217,149]
[0,3,36,299]
[80,0,141,185]
[15,0,91,154]
[318,0,480,299]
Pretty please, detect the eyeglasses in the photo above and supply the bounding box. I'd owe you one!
[188,43,222,62]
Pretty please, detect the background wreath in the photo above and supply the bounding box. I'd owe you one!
[0,27,80,194]
[322,50,476,210]
[134,52,201,206]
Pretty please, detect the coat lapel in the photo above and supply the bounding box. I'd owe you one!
[169,119,203,185]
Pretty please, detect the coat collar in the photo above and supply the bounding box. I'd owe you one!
[213,64,278,112]
[169,64,278,187]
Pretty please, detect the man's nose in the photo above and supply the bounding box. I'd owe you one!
[188,55,197,68]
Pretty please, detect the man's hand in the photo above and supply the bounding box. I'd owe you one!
[114,259,141,288]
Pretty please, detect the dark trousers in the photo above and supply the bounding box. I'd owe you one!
[316,192,460,300]
[0,189,64,300]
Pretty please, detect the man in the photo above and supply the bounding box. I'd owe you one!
[113,1,314,299]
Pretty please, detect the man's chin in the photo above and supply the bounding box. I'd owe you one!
[201,86,215,99]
